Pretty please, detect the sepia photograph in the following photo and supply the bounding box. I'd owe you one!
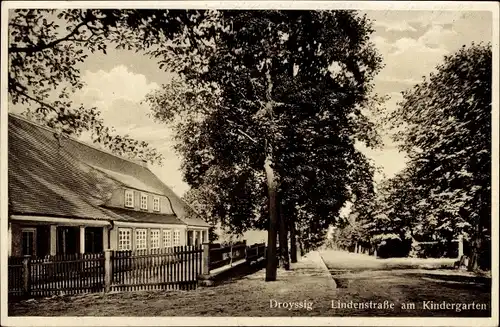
[0,1,498,326]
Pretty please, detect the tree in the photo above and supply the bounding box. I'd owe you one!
[145,10,383,280]
[8,9,208,164]
[387,43,492,270]
[331,152,377,253]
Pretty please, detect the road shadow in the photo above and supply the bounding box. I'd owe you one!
[329,268,491,292]
[403,271,491,291]
[213,259,267,285]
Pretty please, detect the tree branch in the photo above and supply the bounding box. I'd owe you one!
[227,119,258,144]
[9,20,88,54]
[237,128,258,144]
[15,87,59,112]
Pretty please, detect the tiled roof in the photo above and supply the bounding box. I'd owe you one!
[157,182,210,228]
[101,206,185,225]
[8,113,209,227]
[183,217,213,227]
[88,164,164,195]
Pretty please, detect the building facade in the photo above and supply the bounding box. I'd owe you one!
[8,113,209,257]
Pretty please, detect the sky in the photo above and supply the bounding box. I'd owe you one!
[10,9,493,198]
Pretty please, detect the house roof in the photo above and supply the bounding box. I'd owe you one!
[101,206,184,225]
[8,113,209,228]
[88,164,164,195]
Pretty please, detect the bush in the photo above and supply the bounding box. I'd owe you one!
[377,238,412,258]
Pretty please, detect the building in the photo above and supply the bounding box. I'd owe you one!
[7,113,210,257]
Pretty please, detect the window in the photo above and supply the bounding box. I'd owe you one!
[118,228,132,251]
[163,229,172,248]
[150,229,160,249]
[194,231,200,246]
[140,193,148,210]
[203,230,208,243]
[173,229,181,246]
[22,228,36,256]
[153,197,160,212]
[135,229,147,250]
[125,190,134,208]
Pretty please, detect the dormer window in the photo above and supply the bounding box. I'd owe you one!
[153,197,160,212]
[125,189,134,208]
[140,193,148,210]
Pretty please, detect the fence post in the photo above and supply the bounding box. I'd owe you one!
[458,235,464,259]
[202,243,210,275]
[229,243,233,267]
[22,256,31,297]
[104,250,112,293]
[241,240,247,262]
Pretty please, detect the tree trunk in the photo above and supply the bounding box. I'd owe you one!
[263,60,280,281]
[468,192,484,271]
[290,217,298,263]
[299,239,304,256]
[468,241,480,271]
[277,191,290,270]
[468,219,481,271]
[264,152,278,281]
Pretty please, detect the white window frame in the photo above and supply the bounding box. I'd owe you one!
[173,229,181,246]
[135,228,147,250]
[163,229,172,248]
[125,189,134,208]
[150,229,160,249]
[153,196,160,212]
[118,228,132,251]
[21,228,36,256]
[140,193,148,210]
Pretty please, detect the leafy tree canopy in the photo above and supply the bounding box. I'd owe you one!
[372,43,492,269]
[145,10,384,246]
[8,9,208,164]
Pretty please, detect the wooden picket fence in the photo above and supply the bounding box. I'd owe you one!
[111,246,202,292]
[8,253,105,298]
[246,242,266,262]
[8,246,202,299]
[208,241,266,271]
[209,241,247,270]
[8,257,25,297]
[8,243,266,299]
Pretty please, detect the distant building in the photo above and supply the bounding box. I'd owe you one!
[211,223,266,245]
[8,113,209,257]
